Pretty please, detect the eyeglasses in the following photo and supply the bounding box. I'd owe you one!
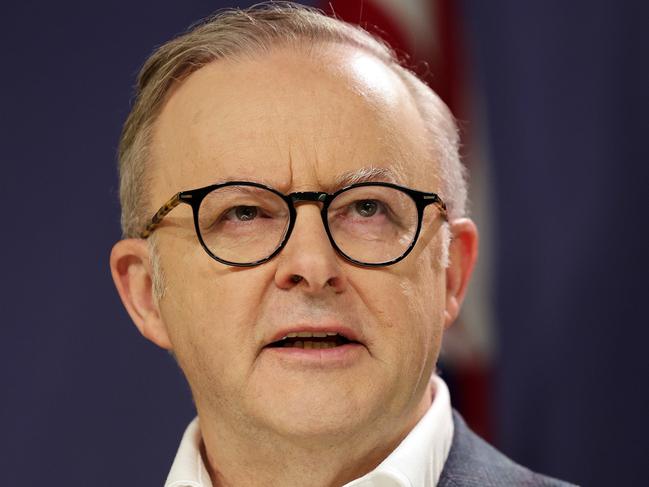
[141,181,448,267]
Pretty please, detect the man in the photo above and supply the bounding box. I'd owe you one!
[110,3,573,486]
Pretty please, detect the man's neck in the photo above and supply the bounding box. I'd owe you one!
[198,384,434,487]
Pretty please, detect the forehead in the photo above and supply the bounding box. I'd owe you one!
[150,44,436,201]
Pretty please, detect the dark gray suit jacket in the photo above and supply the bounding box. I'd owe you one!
[437,412,577,486]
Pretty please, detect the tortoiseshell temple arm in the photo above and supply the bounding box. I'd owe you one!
[436,202,449,221]
[424,194,449,222]
[140,193,182,238]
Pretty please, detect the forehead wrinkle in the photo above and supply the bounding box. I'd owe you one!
[286,138,296,192]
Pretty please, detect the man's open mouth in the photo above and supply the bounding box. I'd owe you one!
[267,331,357,349]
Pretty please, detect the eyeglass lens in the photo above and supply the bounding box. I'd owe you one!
[326,185,417,264]
[196,184,418,265]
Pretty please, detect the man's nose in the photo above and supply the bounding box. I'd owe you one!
[274,205,348,293]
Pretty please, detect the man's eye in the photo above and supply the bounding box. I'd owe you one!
[226,206,258,221]
[354,200,382,217]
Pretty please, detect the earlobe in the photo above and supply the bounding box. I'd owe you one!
[109,239,172,350]
[444,218,479,329]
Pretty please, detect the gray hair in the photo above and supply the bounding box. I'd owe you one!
[118,2,466,241]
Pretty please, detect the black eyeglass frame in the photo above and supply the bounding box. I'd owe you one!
[140,181,448,268]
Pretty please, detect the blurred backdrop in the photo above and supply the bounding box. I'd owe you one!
[2,1,648,485]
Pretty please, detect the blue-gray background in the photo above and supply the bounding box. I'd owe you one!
[2,1,647,485]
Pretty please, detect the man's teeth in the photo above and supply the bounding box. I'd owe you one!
[277,332,347,349]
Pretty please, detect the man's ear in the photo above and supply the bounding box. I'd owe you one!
[444,218,479,329]
[110,239,172,350]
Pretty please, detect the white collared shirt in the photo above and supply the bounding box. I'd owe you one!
[165,375,454,487]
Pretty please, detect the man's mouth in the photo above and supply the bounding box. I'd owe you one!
[267,331,357,349]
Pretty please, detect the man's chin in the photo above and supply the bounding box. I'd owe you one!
[259,407,377,442]
[244,384,383,441]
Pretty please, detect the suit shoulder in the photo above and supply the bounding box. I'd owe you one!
[438,411,577,487]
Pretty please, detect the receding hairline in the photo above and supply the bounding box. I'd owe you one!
[149,42,444,198]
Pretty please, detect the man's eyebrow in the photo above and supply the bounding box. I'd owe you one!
[208,168,402,192]
[211,175,278,187]
[333,167,402,188]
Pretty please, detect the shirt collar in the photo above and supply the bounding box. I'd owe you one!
[343,375,454,487]
[164,418,213,487]
[165,375,453,487]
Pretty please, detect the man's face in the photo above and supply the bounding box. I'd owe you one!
[148,45,450,440]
